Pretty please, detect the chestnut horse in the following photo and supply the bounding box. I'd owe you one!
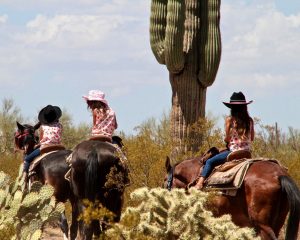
[70,140,127,240]
[164,156,300,240]
[15,122,78,240]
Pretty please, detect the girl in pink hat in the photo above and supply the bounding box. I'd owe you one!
[83,90,118,140]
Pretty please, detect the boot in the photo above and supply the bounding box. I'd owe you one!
[194,176,205,190]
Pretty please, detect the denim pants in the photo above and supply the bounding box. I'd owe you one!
[201,150,230,178]
[23,148,41,172]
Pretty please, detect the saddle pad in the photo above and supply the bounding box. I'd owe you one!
[29,151,59,172]
[205,158,282,194]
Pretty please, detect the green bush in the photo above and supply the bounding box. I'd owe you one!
[0,167,64,240]
[106,188,259,240]
[0,99,299,239]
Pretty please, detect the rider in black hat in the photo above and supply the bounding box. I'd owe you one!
[22,105,63,180]
[195,92,255,190]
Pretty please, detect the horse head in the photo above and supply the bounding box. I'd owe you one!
[14,121,40,154]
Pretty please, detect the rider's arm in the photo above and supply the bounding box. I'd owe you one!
[36,127,44,147]
[250,118,255,141]
[224,116,231,144]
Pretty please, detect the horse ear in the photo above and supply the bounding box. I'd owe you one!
[16,121,24,131]
[165,156,172,172]
[33,122,41,130]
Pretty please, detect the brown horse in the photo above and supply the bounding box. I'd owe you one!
[15,122,78,240]
[70,140,127,240]
[164,156,300,240]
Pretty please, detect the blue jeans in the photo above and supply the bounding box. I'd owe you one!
[23,148,41,172]
[201,150,230,178]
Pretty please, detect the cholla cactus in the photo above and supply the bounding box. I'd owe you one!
[0,167,65,240]
[150,0,222,152]
[107,188,259,240]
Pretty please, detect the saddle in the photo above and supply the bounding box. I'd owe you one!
[203,149,252,195]
[226,149,251,162]
[40,144,66,154]
[205,159,282,196]
[190,148,252,190]
[28,144,66,176]
[89,135,112,143]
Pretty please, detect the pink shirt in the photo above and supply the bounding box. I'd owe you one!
[228,120,252,152]
[91,107,117,137]
[40,122,63,146]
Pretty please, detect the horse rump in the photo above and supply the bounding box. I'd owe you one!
[279,175,300,240]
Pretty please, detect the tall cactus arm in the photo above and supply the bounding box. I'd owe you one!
[165,0,185,73]
[198,0,221,87]
[183,0,200,54]
[150,0,168,64]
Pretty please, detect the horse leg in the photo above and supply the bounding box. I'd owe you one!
[255,224,278,240]
[83,223,93,240]
[59,211,69,240]
[246,189,279,240]
[70,199,79,240]
[245,180,280,239]
[76,200,93,240]
[92,220,101,238]
[77,200,86,240]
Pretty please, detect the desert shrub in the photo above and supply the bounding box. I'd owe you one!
[251,119,300,186]
[106,188,259,240]
[123,114,172,193]
[0,168,64,240]
[0,153,22,180]
[0,99,299,239]
[79,199,115,226]
[185,114,224,160]
[0,99,23,154]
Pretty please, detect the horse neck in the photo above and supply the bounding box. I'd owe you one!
[173,158,202,186]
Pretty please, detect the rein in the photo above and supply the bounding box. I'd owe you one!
[15,130,31,150]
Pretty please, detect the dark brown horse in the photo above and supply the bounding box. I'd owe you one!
[164,156,300,240]
[70,140,127,240]
[15,122,78,240]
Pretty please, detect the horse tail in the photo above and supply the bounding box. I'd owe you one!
[85,148,99,200]
[279,175,300,240]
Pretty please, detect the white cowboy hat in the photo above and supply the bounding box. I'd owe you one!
[82,90,108,106]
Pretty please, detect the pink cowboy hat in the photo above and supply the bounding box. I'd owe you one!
[82,90,108,106]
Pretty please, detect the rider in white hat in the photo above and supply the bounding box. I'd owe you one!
[83,90,118,140]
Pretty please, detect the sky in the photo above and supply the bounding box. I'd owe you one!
[0,0,300,134]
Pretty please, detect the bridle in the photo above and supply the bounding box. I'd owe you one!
[14,126,38,154]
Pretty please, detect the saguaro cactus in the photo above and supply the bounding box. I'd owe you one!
[150,0,221,152]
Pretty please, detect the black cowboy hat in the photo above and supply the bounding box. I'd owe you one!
[223,92,253,108]
[38,105,62,124]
